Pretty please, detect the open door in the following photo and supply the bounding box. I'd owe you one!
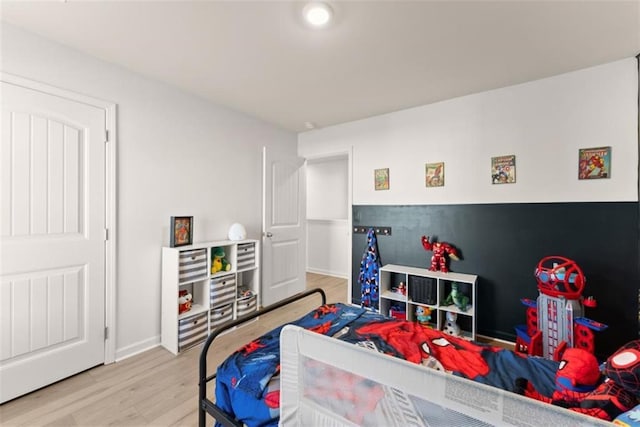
[261,147,306,307]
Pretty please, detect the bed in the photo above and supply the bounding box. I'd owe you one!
[198,288,636,427]
[198,288,332,427]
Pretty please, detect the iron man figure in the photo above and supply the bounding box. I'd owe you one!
[421,236,459,272]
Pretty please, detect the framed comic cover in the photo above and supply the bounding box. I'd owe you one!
[425,162,444,187]
[170,216,193,247]
[491,155,516,184]
[374,168,389,190]
[578,146,611,180]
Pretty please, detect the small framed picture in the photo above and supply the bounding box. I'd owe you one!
[578,146,611,180]
[170,216,193,247]
[425,162,444,187]
[374,168,390,191]
[491,155,516,184]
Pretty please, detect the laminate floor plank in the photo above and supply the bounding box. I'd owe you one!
[0,273,348,427]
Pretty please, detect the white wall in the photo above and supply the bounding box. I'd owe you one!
[306,156,349,277]
[306,219,349,278]
[299,58,638,205]
[1,23,298,359]
[306,157,348,220]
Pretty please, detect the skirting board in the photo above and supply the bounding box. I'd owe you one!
[306,268,348,279]
[115,336,160,362]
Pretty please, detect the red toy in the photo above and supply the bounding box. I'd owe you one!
[535,256,585,300]
[517,340,640,421]
[516,347,601,406]
[421,236,459,272]
[515,256,607,361]
[178,289,192,314]
[397,281,406,295]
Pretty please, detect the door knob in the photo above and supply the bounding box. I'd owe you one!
[265,231,273,238]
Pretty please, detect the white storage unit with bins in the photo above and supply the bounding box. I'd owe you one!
[161,239,260,354]
[378,264,478,340]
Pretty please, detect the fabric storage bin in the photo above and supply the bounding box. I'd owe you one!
[236,243,256,270]
[178,311,208,352]
[210,274,236,308]
[178,249,208,283]
[210,303,233,330]
[409,276,436,305]
[236,294,257,317]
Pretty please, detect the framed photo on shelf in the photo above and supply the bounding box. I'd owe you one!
[374,168,390,191]
[425,162,444,187]
[578,146,611,180]
[491,155,516,184]
[170,216,193,247]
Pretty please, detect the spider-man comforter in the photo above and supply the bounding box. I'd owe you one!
[214,305,560,427]
[214,303,370,427]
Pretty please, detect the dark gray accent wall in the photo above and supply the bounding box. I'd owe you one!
[352,202,639,359]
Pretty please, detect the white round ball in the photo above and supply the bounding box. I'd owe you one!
[228,223,247,241]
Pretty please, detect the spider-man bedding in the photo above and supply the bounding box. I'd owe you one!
[214,304,640,427]
[214,303,370,426]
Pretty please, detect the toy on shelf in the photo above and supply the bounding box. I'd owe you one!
[442,282,470,312]
[389,304,406,320]
[178,289,192,314]
[238,288,253,299]
[415,305,432,325]
[421,235,459,272]
[211,247,231,274]
[442,311,461,336]
[394,281,406,296]
[515,256,608,361]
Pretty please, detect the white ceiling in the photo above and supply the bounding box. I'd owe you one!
[1,1,639,133]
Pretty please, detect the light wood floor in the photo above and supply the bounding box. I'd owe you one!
[0,273,349,427]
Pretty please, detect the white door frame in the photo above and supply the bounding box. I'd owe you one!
[302,147,353,304]
[1,72,118,364]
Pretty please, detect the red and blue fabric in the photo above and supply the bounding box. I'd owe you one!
[214,303,367,427]
[358,228,381,310]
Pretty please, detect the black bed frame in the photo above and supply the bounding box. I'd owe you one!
[198,287,327,427]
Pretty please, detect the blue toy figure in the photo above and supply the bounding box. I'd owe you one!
[415,305,431,325]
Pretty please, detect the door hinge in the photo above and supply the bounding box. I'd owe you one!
[104,130,109,143]
[104,228,109,241]
[104,327,109,340]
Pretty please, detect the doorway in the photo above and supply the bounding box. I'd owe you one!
[304,152,351,300]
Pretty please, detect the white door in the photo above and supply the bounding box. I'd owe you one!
[0,80,107,403]
[261,147,306,307]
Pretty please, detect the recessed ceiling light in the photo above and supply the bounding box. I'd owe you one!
[304,121,316,130]
[303,2,333,27]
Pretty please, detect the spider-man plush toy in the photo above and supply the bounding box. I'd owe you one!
[517,340,640,421]
[516,347,601,407]
[577,339,640,421]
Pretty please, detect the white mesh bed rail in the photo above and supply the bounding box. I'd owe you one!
[279,325,609,427]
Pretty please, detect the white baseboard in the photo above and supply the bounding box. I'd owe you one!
[115,336,160,362]
[306,268,348,279]
[476,334,515,347]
